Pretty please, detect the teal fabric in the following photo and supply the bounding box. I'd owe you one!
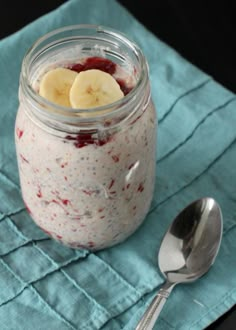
[0,0,236,329]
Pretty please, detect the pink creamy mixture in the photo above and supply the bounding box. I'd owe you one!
[15,57,156,250]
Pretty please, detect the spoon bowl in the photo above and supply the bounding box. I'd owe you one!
[136,197,223,330]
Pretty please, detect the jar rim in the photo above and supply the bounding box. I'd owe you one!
[20,24,149,125]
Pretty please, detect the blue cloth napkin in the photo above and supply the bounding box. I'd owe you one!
[0,0,236,329]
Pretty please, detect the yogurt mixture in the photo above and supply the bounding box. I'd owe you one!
[15,56,156,250]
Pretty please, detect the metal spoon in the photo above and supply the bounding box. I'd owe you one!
[136,197,223,330]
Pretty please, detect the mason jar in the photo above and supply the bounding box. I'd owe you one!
[15,25,157,251]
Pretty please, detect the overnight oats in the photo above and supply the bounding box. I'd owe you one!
[15,25,157,250]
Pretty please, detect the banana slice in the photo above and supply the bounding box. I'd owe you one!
[69,69,124,110]
[39,68,77,107]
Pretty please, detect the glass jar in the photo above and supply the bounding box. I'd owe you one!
[15,25,157,251]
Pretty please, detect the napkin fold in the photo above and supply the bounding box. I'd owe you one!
[0,0,236,329]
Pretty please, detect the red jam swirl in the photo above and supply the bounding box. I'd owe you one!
[69,57,133,95]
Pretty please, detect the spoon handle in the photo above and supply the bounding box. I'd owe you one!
[135,282,174,330]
